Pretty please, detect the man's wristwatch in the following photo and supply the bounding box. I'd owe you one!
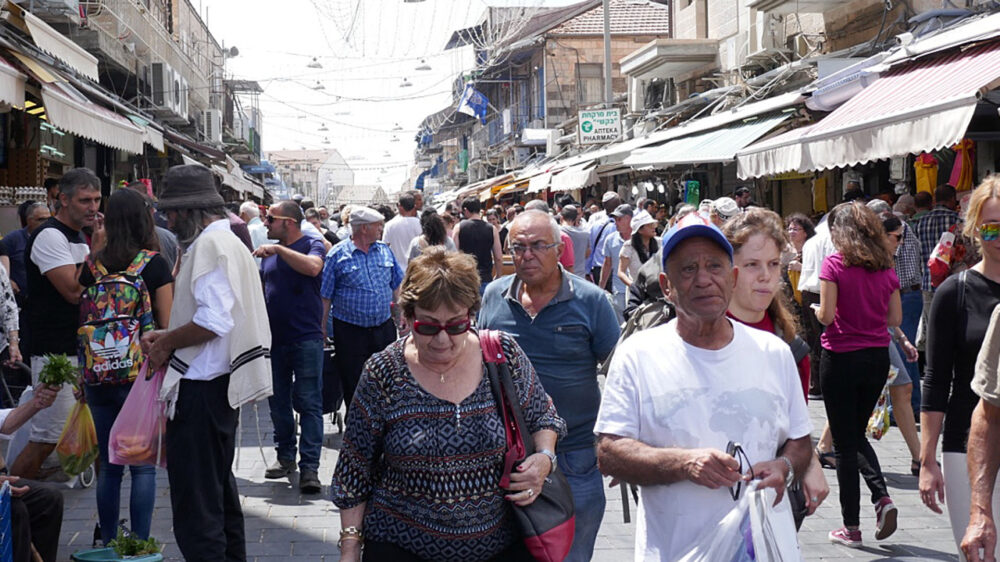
[539,449,557,473]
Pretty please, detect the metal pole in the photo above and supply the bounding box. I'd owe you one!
[603,0,612,107]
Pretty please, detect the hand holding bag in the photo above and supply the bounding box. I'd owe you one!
[108,360,168,467]
[480,329,575,562]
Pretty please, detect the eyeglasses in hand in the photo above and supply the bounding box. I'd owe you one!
[726,441,755,501]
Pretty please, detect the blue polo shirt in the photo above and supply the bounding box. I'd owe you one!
[479,268,620,452]
[320,239,403,327]
[261,235,326,346]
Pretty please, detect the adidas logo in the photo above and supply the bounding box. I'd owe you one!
[89,331,133,360]
[93,358,135,373]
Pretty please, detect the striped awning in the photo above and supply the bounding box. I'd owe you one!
[19,7,99,81]
[550,162,598,192]
[738,39,1000,178]
[0,55,25,108]
[42,82,145,154]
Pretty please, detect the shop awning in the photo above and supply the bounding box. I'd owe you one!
[0,54,25,108]
[496,180,528,197]
[42,82,144,154]
[14,5,99,81]
[550,163,598,192]
[526,172,552,194]
[213,164,263,199]
[737,39,1000,179]
[624,113,792,169]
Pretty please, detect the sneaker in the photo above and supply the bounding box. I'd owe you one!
[265,458,296,479]
[828,527,862,548]
[300,469,322,494]
[874,496,898,540]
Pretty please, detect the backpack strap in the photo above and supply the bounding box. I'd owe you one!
[126,250,158,276]
[87,256,107,279]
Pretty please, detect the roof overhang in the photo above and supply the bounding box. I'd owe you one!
[621,39,719,81]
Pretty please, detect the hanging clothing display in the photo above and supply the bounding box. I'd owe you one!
[914,153,938,195]
[949,139,975,192]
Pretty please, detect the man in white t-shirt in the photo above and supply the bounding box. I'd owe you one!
[382,191,422,268]
[594,213,813,561]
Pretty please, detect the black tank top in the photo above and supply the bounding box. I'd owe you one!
[458,218,495,281]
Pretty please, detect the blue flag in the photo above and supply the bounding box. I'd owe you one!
[458,83,488,125]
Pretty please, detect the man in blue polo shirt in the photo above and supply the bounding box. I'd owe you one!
[479,210,620,562]
[255,200,326,494]
[320,206,403,412]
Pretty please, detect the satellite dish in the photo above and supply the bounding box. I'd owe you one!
[228,46,240,58]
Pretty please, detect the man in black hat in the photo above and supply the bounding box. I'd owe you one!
[141,164,272,562]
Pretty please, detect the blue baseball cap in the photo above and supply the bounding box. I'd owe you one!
[661,213,734,268]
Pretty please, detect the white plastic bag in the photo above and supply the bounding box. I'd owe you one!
[678,482,802,562]
[749,485,803,562]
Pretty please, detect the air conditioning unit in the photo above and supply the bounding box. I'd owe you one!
[177,76,189,120]
[150,62,187,124]
[150,61,170,108]
[749,12,782,56]
[203,109,223,144]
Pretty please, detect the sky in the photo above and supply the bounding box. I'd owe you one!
[200,0,586,193]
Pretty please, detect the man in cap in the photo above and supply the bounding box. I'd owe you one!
[598,204,634,322]
[254,201,326,494]
[712,197,740,226]
[586,191,621,286]
[479,210,620,562]
[141,164,272,562]
[595,213,812,560]
[320,206,403,410]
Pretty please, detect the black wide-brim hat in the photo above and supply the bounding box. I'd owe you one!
[157,164,225,211]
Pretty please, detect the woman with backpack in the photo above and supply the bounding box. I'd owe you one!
[721,208,829,526]
[80,188,174,545]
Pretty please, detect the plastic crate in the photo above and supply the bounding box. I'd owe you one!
[70,548,163,561]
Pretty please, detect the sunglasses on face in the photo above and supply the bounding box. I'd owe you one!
[265,214,294,224]
[411,317,472,336]
[980,222,1000,242]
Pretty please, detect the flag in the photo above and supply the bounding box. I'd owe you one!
[458,83,488,125]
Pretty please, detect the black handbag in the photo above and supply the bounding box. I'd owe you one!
[480,330,575,562]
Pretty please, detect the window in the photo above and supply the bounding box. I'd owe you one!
[576,63,604,106]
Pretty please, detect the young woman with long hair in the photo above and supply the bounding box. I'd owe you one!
[722,208,830,524]
[407,208,456,261]
[921,176,1000,557]
[816,202,902,548]
[617,210,659,288]
[82,188,175,545]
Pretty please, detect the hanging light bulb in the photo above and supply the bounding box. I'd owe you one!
[307,57,322,69]
[415,59,431,71]
[318,123,329,132]
[390,135,400,142]
[399,78,412,88]
[312,81,325,90]
[656,180,666,194]
[322,137,331,145]
[631,184,639,196]
[392,123,403,131]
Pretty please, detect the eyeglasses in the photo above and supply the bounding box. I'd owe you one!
[726,441,755,501]
[980,222,1000,242]
[510,241,560,256]
[411,317,472,336]
[786,225,803,233]
[265,214,295,224]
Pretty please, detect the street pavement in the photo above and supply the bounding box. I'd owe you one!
[49,397,961,561]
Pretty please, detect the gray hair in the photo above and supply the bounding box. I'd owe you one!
[27,201,49,217]
[58,168,100,208]
[239,201,259,219]
[524,199,550,213]
[511,209,561,245]
[866,199,892,216]
[172,206,226,250]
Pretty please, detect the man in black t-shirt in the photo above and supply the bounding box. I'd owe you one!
[453,197,503,294]
[11,168,101,479]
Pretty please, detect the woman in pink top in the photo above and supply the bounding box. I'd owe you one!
[816,202,902,549]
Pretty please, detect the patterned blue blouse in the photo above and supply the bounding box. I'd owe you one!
[331,331,566,561]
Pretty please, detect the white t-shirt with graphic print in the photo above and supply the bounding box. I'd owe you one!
[595,319,812,561]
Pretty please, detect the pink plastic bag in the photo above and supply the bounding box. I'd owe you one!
[108,361,167,468]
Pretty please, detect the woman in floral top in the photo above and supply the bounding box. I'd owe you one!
[332,247,566,562]
[0,261,19,366]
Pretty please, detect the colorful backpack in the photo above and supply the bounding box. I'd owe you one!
[78,250,157,385]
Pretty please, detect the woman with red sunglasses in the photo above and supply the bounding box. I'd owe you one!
[331,247,565,562]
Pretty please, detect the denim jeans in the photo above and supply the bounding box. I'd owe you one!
[899,290,923,413]
[268,339,325,471]
[558,447,605,562]
[85,383,156,544]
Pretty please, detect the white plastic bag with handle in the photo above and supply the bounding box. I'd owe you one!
[748,483,803,562]
[677,490,755,562]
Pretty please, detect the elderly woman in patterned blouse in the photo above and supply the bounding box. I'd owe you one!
[332,247,566,562]
[0,260,20,367]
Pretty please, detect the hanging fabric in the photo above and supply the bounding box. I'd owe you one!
[914,153,938,194]
[949,139,975,192]
[812,176,828,213]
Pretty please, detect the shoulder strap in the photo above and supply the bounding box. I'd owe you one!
[87,256,107,279]
[959,270,969,328]
[125,250,158,276]
[479,330,534,486]
[593,220,612,253]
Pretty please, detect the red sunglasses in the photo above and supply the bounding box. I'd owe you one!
[411,318,472,336]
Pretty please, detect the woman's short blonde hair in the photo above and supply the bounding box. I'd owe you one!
[397,247,482,319]
[963,175,1000,248]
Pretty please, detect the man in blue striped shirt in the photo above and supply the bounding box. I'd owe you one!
[321,206,404,410]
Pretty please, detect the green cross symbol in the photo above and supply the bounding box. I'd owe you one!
[581,121,593,133]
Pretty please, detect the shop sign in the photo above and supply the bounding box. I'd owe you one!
[577,108,621,145]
